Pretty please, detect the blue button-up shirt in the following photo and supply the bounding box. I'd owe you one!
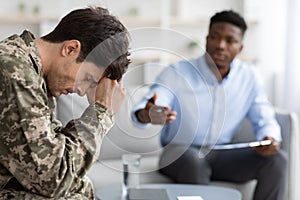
[132,55,281,146]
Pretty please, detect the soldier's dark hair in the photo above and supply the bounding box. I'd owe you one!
[42,6,130,81]
[209,10,247,36]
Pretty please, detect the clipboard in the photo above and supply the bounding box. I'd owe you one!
[212,139,272,150]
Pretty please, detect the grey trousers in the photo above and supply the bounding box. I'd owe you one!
[159,144,287,200]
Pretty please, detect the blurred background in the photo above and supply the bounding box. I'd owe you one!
[0,0,299,117]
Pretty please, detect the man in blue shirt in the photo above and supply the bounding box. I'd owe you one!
[132,10,286,200]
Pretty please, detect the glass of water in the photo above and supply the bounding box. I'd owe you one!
[122,154,141,196]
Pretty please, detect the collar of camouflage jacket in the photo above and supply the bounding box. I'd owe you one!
[20,30,43,77]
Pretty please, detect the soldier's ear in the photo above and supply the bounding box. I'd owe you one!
[239,44,244,53]
[61,40,81,57]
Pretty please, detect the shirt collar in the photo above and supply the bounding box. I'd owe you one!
[224,58,239,81]
[195,55,219,86]
[197,55,240,85]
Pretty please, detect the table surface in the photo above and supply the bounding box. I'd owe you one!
[96,183,242,200]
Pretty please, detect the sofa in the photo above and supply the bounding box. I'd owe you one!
[56,93,300,200]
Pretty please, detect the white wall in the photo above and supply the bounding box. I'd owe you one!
[255,0,287,107]
[283,0,300,116]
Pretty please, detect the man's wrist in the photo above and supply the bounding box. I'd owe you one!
[94,102,113,116]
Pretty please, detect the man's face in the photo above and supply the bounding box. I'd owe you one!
[206,22,244,69]
[47,61,104,97]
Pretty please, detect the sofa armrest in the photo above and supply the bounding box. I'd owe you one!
[276,109,300,200]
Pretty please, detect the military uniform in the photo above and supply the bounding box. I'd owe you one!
[0,31,114,199]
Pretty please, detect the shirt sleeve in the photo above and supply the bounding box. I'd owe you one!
[0,60,113,197]
[246,68,281,142]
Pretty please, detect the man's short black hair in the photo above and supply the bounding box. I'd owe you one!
[209,10,247,35]
[42,6,130,82]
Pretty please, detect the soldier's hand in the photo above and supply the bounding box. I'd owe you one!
[87,77,126,114]
[136,92,177,124]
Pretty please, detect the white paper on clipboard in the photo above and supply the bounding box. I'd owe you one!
[212,140,272,150]
[177,196,204,200]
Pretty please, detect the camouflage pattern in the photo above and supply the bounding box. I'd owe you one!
[0,30,114,199]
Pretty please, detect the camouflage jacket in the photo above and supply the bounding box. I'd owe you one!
[0,31,114,199]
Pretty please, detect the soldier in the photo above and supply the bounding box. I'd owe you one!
[0,6,130,199]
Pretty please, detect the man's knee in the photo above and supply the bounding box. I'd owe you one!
[172,147,211,184]
[159,146,212,184]
[262,150,288,177]
[273,150,288,176]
